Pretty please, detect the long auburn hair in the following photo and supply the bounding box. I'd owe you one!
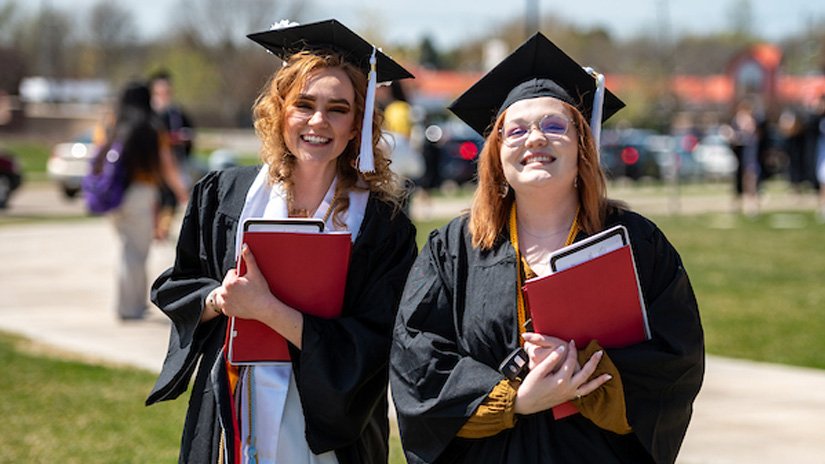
[469,100,615,250]
[252,50,401,226]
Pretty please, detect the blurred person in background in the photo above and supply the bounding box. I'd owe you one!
[778,106,809,197]
[150,70,196,240]
[727,98,766,216]
[99,81,189,320]
[146,20,417,464]
[814,96,825,220]
[382,80,413,137]
[391,33,704,464]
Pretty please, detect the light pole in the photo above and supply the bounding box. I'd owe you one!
[526,0,539,39]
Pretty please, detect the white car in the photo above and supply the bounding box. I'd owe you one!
[47,131,96,198]
[693,134,738,180]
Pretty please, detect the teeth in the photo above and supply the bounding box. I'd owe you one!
[302,135,329,144]
[523,155,555,164]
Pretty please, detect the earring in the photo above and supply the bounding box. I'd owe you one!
[498,181,510,199]
[574,176,579,189]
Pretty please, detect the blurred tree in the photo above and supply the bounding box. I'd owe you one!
[13,5,75,78]
[419,37,442,69]
[162,0,307,126]
[0,1,20,47]
[87,2,138,77]
[172,0,305,48]
[727,0,755,39]
[0,47,26,94]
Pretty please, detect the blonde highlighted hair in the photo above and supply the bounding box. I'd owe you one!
[252,50,402,226]
[469,101,615,250]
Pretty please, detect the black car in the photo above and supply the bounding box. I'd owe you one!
[410,97,484,190]
[0,149,23,208]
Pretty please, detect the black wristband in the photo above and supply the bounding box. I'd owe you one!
[498,347,529,381]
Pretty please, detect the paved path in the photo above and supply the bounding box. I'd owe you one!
[1,182,824,463]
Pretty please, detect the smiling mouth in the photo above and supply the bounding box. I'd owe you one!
[301,134,331,144]
[521,154,556,165]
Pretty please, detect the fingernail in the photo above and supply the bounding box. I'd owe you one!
[596,350,603,357]
[570,339,576,348]
[556,344,566,353]
[606,374,613,381]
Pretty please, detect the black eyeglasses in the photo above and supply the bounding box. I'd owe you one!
[499,113,571,147]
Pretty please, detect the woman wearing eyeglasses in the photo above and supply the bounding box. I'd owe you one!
[390,34,704,464]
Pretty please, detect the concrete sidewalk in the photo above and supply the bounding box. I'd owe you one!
[1,186,824,462]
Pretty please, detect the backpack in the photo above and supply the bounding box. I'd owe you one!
[81,141,128,214]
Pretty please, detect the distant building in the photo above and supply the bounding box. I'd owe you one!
[19,77,111,104]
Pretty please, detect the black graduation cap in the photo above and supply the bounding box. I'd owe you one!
[247,19,413,83]
[448,32,624,137]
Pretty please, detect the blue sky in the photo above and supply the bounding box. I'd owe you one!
[22,0,825,48]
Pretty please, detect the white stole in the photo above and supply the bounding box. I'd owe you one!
[236,165,366,464]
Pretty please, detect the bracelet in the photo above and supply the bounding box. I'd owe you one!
[207,289,221,315]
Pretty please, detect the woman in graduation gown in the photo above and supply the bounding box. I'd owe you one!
[146,20,417,464]
[390,33,704,464]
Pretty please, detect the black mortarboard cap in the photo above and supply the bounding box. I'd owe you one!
[248,19,413,83]
[448,32,624,136]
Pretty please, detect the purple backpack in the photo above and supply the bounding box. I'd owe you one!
[82,141,127,214]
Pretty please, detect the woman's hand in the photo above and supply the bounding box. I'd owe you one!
[522,332,570,370]
[213,245,304,348]
[513,339,611,415]
[220,245,279,322]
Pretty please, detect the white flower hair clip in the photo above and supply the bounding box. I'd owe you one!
[270,19,299,30]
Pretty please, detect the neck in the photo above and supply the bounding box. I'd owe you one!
[291,161,338,214]
[514,189,579,238]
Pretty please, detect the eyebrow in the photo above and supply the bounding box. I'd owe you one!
[296,94,353,107]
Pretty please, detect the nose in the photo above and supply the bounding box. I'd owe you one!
[307,110,327,127]
[524,123,548,147]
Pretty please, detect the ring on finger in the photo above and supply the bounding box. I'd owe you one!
[574,390,582,401]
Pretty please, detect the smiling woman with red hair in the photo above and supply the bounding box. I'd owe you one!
[391,33,704,464]
[147,20,417,464]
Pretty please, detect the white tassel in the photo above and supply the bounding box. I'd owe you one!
[358,46,378,173]
[583,67,606,163]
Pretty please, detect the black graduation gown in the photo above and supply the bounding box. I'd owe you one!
[390,208,704,464]
[146,165,418,464]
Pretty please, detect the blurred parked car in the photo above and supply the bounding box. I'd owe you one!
[650,132,704,181]
[0,149,24,208]
[692,132,738,180]
[410,98,484,189]
[47,131,96,198]
[380,131,425,181]
[600,129,661,181]
[435,119,483,186]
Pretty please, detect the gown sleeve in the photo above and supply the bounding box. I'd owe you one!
[390,221,506,464]
[146,170,236,405]
[293,202,419,453]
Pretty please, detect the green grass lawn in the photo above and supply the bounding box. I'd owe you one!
[650,210,825,368]
[2,195,823,462]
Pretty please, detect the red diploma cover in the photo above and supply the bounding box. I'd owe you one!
[522,244,650,419]
[226,230,352,364]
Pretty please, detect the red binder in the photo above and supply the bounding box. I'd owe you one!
[522,243,650,419]
[227,230,352,364]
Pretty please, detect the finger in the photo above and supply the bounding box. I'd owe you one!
[531,344,566,377]
[522,332,563,348]
[576,373,613,397]
[572,350,604,385]
[223,268,238,286]
[240,244,263,279]
[553,339,578,376]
